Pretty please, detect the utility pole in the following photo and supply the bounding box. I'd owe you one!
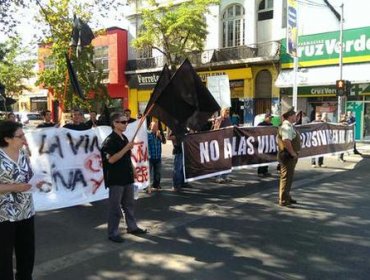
[337,3,344,121]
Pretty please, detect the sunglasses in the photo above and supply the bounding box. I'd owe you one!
[115,120,128,124]
[13,134,25,139]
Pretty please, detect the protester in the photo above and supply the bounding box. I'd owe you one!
[277,107,301,207]
[338,113,348,162]
[147,121,163,193]
[101,112,147,243]
[0,121,35,280]
[37,110,56,128]
[167,129,187,192]
[63,109,89,131]
[311,112,325,168]
[85,111,98,128]
[7,112,17,122]
[212,108,232,183]
[347,111,362,155]
[257,113,273,177]
[301,112,310,124]
[124,108,136,124]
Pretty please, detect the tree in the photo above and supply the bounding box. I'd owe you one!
[0,0,124,36]
[0,37,35,99]
[35,0,110,111]
[132,0,220,70]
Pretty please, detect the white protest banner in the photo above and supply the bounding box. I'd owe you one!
[207,75,231,109]
[26,119,149,211]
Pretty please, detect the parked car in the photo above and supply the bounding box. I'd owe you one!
[14,112,43,128]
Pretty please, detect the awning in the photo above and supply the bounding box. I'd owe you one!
[275,63,370,88]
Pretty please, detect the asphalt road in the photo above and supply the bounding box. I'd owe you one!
[33,144,370,280]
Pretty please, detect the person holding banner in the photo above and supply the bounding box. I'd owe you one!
[277,107,301,207]
[0,121,35,280]
[311,113,325,168]
[257,113,273,177]
[101,113,147,243]
[212,108,233,183]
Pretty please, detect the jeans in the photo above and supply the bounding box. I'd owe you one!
[149,158,162,188]
[173,153,184,188]
[108,184,138,237]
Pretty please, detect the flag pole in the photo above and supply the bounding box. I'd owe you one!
[130,103,155,141]
[60,47,73,124]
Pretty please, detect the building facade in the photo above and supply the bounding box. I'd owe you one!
[38,27,129,121]
[276,0,370,140]
[125,0,285,125]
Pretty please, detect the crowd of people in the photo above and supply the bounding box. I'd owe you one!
[0,105,361,279]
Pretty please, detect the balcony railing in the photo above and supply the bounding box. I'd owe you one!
[126,41,280,71]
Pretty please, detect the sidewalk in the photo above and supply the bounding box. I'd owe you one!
[33,143,370,279]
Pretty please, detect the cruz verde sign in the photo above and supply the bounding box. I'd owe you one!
[281,26,370,68]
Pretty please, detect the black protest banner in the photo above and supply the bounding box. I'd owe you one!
[184,127,234,180]
[183,123,354,182]
[298,123,354,157]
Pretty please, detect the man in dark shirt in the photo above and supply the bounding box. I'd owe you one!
[63,109,89,131]
[124,108,136,124]
[101,112,147,243]
[85,111,98,128]
[37,110,56,128]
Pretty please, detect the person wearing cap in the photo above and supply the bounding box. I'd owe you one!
[257,113,273,177]
[276,107,301,207]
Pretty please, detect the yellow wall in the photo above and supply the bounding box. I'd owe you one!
[127,66,279,113]
[128,88,151,118]
[251,65,280,98]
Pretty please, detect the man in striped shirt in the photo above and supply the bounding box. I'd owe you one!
[147,121,163,192]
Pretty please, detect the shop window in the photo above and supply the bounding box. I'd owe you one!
[222,4,245,48]
[258,0,274,21]
[93,46,109,82]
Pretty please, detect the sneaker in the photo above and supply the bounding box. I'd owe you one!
[338,158,345,163]
[172,187,181,192]
[127,228,148,235]
[224,177,233,182]
[108,235,125,243]
[320,164,326,168]
[312,165,317,168]
[215,178,225,183]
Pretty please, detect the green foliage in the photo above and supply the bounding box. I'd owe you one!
[35,0,110,111]
[132,0,220,69]
[0,37,35,98]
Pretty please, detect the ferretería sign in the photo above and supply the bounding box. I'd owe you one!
[128,72,161,89]
[281,26,370,68]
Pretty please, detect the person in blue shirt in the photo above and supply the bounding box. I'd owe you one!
[147,121,163,192]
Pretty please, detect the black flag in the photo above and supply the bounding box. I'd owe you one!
[148,59,220,136]
[65,53,84,100]
[144,64,171,115]
[71,15,95,47]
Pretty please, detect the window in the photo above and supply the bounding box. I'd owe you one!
[258,0,274,21]
[44,56,55,70]
[93,46,109,82]
[222,4,245,48]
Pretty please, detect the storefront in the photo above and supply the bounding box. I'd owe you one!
[276,26,370,140]
[127,65,278,125]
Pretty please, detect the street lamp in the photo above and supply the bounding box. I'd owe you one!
[337,3,344,121]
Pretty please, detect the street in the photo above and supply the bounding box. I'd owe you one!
[33,143,370,280]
